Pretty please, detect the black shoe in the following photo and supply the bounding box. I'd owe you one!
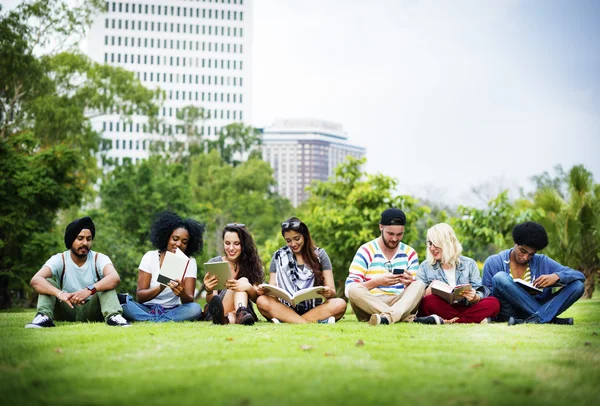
[106,314,131,327]
[246,300,259,322]
[508,316,525,326]
[25,313,55,328]
[208,296,227,325]
[368,314,390,325]
[235,306,255,325]
[414,315,444,325]
[550,317,574,325]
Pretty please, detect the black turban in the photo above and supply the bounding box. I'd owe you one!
[64,216,96,249]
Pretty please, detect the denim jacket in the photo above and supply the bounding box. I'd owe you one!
[416,256,490,306]
[482,249,585,301]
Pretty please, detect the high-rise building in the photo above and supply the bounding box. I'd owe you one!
[83,0,253,164]
[261,119,366,207]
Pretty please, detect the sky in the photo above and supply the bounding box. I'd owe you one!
[252,0,600,206]
[3,0,599,207]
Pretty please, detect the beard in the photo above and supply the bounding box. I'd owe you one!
[71,246,89,258]
[381,233,399,249]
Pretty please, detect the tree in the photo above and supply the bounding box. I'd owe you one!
[532,165,600,298]
[189,150,292,260]
[294,157,430,294]
[206,122,262,166]
[0,0,160,307]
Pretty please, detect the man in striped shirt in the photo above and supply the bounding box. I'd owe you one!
[345,208,426,325]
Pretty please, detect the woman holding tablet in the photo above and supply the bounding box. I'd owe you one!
[204,223,263,325]
[121,211,205,322]
[256,217,346,324]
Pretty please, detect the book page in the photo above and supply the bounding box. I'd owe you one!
[158,249,190,285]
[259,284,293,303]
[514,278,542,294]
[291,286,325,306]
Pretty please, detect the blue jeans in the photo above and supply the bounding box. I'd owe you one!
[492,272,584,323]
[121,295,202,322]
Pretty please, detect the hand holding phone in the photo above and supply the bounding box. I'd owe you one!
[392,269,405,275]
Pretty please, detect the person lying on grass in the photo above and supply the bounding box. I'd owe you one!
[482,221,585,325]
[26,216,130,328]
[203,223,263,325]
[415,223,500,324]
[120,211,205,322]
[256,217,346,324]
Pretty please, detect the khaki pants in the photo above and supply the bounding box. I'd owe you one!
[348,280,425,323]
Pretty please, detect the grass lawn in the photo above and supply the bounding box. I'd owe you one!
[1,300,599,406]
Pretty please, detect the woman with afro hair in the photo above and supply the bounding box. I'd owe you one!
[203,223,263,325]
[121,211,205,322]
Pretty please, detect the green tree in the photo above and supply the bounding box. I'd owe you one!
[206,122,262,166]
[532,165,600,298]
[91,156,195,292]
[0,0,159,306]
[189,150,292,261]
[294,157,430,295]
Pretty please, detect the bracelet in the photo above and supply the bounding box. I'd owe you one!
[205,290,214,296]
[57,291,65,301]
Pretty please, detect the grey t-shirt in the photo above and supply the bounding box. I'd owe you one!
[270,248,332,273]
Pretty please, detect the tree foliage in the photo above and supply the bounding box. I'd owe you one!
[293,157,430,295]
[0,0,159,307]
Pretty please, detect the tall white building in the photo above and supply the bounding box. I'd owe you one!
[83,0,253,164]
[261,119,366,207]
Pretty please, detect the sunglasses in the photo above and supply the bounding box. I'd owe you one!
[226,223,246,228]
[281,221,301,230]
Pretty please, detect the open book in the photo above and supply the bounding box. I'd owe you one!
[203,261,231,291]
[513,278,543,295]
[430,280,472,304]
[259,284,325,307]
[158,248,190,286]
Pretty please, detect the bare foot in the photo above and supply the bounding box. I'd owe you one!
[444,317,459,324]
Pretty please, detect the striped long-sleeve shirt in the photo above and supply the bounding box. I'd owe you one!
[345,238,419,297]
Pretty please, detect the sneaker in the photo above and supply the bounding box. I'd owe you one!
[369,314,390,326]
[106,314,131,327]
[235,306,255,326]
[208,296,227,325]
[508,316,525,326]
[550,317,574,325]
[414,315,444,325]
[271,318,281,324]
[25,313,55,328]
[246,300,259,322]
[318,316,336,324]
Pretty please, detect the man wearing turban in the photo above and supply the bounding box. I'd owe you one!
[25,216,130,328]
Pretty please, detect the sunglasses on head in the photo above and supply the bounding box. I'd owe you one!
[281,221,301,230]
[226,223,246,228]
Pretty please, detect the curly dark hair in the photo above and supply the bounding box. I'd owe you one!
[222,224,263,285]
[512,221,548,251]
[150,211,205,256]
[281,217,324,286]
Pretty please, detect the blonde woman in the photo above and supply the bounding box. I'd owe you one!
[415,223,499,324]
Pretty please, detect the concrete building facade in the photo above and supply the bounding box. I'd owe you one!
[83,0,253,164]
[261,119,366,207]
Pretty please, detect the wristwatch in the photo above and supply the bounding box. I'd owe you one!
[87,284,97,295]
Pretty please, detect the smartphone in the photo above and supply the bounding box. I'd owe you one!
[392,269,405,275]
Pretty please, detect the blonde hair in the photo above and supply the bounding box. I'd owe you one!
[426,223,463,266]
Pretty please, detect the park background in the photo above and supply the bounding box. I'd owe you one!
[1,1,599,405]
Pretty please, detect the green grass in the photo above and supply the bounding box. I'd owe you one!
[1,301,600,406]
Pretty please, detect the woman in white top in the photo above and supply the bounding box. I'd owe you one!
[121,211,205,322]
[415,223,499,324]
